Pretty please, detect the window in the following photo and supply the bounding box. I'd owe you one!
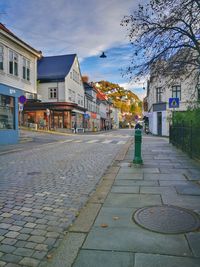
[0,45,3,70]
[197,84,200,101]
[172,85,181,100]
[23,58,30,81]
[68,89,75,102]
[156,87,163,103]
[49,88,57,99]
[9,50,18,76]
[0,94,15,129]
[73,69,79,83]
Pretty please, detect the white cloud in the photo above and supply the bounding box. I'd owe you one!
[4,0,142,58]
[119,81,148,101]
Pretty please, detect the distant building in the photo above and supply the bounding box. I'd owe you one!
[0,23,41,144]
[83,82,100,131]
[146,61,200,136]
[23,54,86,131]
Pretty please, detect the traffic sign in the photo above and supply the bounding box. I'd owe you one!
[169,98,179,108]
[19,95,27,104]
[46,109,50,116]
[18,103,24,112]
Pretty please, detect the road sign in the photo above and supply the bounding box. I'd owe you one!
[19,95,27,104]
[18,103,24,112]
[169,98,179,108]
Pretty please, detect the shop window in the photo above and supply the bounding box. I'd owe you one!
[0,94,15,129]
[9,50,18,76]
[0,44,3,70]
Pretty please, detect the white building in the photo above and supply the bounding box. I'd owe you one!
[23,54,86,130]
[147,66,200,136]
[0,23,41,144]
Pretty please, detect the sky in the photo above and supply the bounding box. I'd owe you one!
[0,0,147,100]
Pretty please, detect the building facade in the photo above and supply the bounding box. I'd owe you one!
[0,23,41,144]
[23,54,86,131]
[146,68,200,136]
[83,82,100,131]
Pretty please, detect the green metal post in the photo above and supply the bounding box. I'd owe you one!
[133,129,143,164]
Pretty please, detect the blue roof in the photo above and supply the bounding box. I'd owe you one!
[37,54,76,82]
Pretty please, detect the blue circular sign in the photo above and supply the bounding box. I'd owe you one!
[19,95,27,104]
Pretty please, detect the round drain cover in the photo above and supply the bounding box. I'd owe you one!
[133,205,200,234]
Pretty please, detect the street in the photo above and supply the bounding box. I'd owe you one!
[0,129,132,266]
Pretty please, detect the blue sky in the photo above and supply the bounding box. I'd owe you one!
[0,0,147,100]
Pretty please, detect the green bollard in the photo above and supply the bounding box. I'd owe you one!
[133,129,143,164]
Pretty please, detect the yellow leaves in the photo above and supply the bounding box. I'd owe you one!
[100,224,108,228]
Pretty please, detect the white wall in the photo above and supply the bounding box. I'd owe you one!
[0,33,38,94]
[99,102,107,119]
[65,56,85,107]
[37,82,65,102]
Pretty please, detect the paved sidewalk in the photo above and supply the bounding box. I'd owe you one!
[44,134,200,267]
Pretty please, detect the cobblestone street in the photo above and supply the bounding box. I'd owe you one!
[0,129,132,266]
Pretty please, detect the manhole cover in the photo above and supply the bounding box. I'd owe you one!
[133,205,200,234]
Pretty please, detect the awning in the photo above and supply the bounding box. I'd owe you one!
[72,109,85,114]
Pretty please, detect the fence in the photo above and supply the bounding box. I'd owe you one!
[169,123,200,159]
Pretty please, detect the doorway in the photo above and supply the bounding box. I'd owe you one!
[157,112,162,136]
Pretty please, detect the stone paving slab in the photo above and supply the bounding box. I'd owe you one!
[175,184,200,195]
[140,186,177,195]
[83,227,192,256]
[111,186,140,194]
[186,233,200,257]
[161,193,200,210]
[93,207,137,228]
[118,167,160,174]
[135,253,200,267]
[104,193,162,208]
[115,173,143,180]
[73,249,134,267]
[114,180,159,186]
[144,173,187,180]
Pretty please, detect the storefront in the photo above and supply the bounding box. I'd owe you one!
[23,101,85,131]
[0,84,22,144]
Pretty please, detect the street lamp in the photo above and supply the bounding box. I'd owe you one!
[100,52,107,58]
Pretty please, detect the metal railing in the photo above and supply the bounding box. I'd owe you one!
[169,123,200,159]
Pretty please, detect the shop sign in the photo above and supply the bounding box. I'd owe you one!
[84,113,90,119]
[18,103,24,111]
[91,112,97,119]
[9,89,16,95]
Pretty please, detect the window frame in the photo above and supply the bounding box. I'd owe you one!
[48,87,58,99]
[172,85,181,100]
[156,87,163,103]
[9,50,19,76]
[22,57,30,81]
[0,44,4,71]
